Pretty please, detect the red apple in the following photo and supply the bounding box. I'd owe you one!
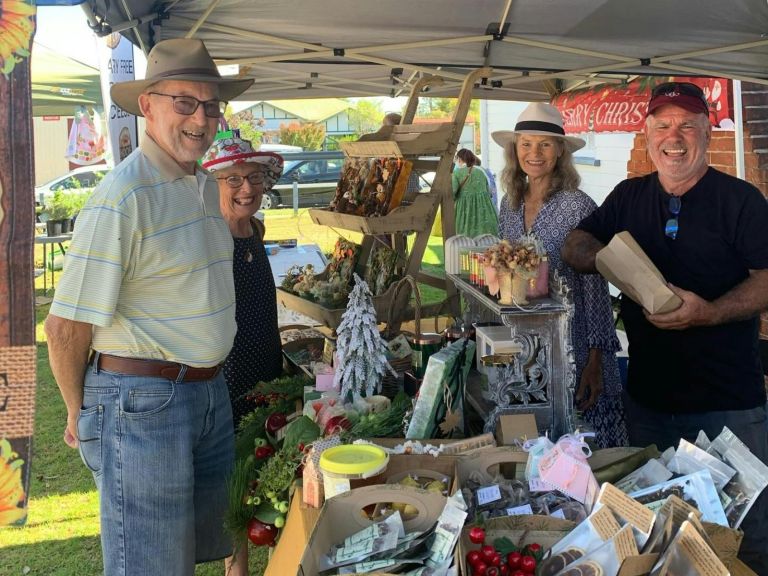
[473,560,488,575]
[507,551,522,569]
[520,555,537,574]
[246,518,278,547]
[481,544,496,561]
[467,550,482,566]
[469,526,487,545]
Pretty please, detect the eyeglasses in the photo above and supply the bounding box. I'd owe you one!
[148,92,226,118]
[665,195,682,239]
[651,82,708,109]
[216,171,267,189]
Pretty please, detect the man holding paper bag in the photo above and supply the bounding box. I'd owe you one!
[562,81,768,572]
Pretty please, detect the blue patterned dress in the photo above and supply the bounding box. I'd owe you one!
[499,189,628,448]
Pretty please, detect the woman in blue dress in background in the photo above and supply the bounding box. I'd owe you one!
[493,103,628,448]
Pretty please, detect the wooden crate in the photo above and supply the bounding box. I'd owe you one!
[276,279,415,330]
[308,193,438,235]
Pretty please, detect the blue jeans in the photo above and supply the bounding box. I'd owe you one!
[77,361,234,576]
[623,392,768,575]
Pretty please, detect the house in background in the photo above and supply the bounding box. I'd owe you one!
[230,98,354,148]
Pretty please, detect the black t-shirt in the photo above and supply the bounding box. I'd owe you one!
[577,168,768,413]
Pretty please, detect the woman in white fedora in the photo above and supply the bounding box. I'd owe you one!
[493,102,627,448]
[202,135,285,575]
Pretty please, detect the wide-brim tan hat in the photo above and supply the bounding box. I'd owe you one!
[491,102,585,153]
[111,38,253,117]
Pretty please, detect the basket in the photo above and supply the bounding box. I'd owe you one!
[380,276,435,396]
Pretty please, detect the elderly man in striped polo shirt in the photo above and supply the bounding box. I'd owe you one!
[44,39,253,576]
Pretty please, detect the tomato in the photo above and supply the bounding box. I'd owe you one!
[481,544,496,561]
[507,551,522,569]
[466,550,482,566]
[469,526,486,544]
[246,518,278,547]
[520,555,537,574]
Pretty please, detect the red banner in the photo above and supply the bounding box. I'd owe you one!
[552,77,732,133]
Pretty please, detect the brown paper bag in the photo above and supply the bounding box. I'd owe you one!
[596,231,682,314]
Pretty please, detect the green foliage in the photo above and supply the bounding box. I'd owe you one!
[278,121,326,150]
[283,416,320,450]
[346,391,411,438]
[347,99,384,135]
[226,108,264,145]
[326,133,359,151]
[46,190,75,220]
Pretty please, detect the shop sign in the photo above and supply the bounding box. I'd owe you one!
[552,76,732,133]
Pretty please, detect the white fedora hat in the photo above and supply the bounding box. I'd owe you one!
[491,102,585,153]
[111,38,253,117]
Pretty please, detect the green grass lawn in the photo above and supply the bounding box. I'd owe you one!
[0,213,447,575]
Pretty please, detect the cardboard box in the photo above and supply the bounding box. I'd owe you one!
[368,433,496,455]
[265,487,322,576]
[495,414,538,446]
[456,446,531,486]
[459,515,574,576]
[297,484,447,576]
[596,231,682,314]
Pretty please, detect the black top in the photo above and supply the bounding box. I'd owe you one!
[222,220,283,427]
[578,168,768,413]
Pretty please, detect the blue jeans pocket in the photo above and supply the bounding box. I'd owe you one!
[121,379,175,417]
[77,405,103,474]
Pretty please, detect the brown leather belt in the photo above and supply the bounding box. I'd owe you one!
[92,353,221,382]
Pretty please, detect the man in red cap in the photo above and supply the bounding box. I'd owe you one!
[562,81,768,572]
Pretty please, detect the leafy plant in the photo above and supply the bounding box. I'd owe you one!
[278,121,326,151]
[45,190,74,220]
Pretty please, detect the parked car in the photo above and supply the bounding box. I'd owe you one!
[262,151,345,209]
[35,165,111,206]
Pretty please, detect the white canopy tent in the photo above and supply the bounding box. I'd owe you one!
[78,0,768,102]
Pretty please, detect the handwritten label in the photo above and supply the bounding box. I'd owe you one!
[506,504,534,516]
[598,483,655,533]
[476,484,502,506]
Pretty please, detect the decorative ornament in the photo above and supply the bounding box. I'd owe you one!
[333,274,395,400]
[0,1,36,78]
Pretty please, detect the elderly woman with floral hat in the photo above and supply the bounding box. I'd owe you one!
[493,102,627,448]
[202,134,285,575]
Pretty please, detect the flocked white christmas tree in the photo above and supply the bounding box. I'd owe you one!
[334,274,395,400]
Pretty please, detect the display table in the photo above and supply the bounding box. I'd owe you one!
[447,272,576,439]
[35,233,72,296]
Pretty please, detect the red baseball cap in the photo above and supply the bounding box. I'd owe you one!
[647,82,709,116]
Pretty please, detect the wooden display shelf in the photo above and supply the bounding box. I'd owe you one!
[308,193,438,235]
[276,278,417,330]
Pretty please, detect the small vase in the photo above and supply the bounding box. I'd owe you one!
[498,272,513,305]
[512,273,529,305]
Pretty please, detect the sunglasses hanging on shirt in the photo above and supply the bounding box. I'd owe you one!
[665,195,682,239]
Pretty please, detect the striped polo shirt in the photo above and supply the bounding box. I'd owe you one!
[51,135,236,367]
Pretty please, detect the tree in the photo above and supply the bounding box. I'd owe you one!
[333,274,395,400]
[347,99,384,136]
[278,122,326,150]
[226,108,263,145]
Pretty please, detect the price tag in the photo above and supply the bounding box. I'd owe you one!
[476,484,502,506]
[506,504,534,516]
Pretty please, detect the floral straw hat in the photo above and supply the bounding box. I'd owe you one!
[202,136,284,188]
[491,102,585,153]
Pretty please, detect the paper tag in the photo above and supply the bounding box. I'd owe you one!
[678,522,729,576]
[476,484,502,506]
[598,483,655,534]
[506,504,534,516]
[550,509,567,520]
[613,524,639,562]
[591,505,622,541]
